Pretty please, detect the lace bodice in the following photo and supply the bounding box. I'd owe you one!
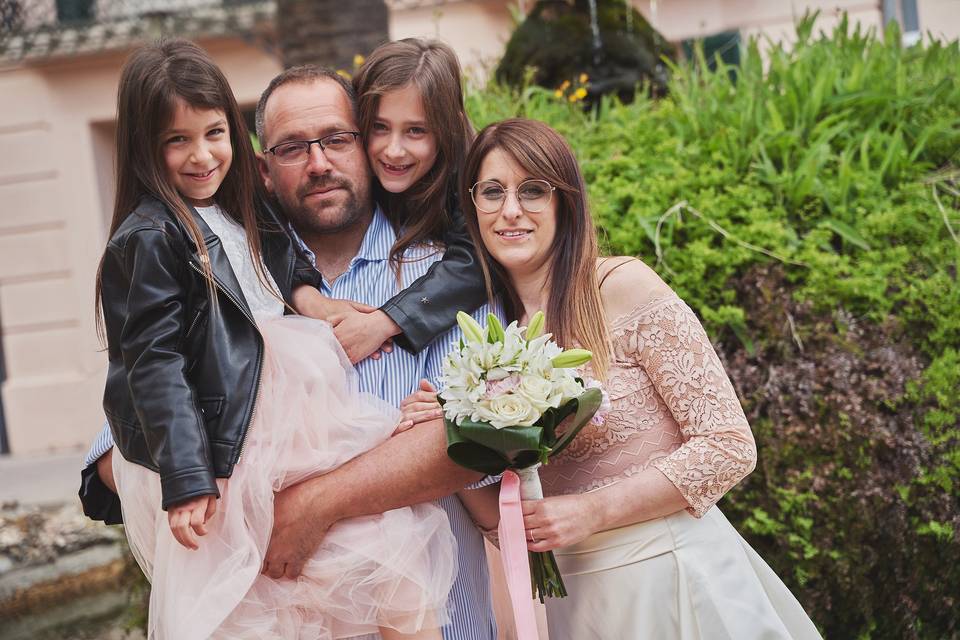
[539,295,757,517]
[195,205,284,324]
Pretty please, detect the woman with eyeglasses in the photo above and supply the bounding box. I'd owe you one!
[456,119,822,640]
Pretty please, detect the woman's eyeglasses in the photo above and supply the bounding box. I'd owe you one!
[469,179,556,214]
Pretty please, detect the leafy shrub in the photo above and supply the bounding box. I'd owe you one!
[467,13,960,639]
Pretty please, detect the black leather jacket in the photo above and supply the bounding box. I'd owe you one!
[99,196,320,511]
[381,203,488,352]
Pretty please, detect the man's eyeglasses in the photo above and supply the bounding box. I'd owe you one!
[469,179,556,214]
[265,131,361,166]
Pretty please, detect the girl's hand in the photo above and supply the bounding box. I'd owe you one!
[168,494,217,550]
[395,379,443,434]
[329,308,399,364]
[522,493,602,552]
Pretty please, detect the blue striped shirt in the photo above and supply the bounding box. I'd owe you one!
[86,207,496,640]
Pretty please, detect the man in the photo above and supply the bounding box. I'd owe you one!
[81,66,497,639]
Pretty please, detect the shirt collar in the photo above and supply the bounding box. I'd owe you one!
[287,204,394,269]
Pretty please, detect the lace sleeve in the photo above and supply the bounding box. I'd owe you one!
[617,297,757,517]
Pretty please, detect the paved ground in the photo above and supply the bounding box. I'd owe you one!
[0,449,86,507]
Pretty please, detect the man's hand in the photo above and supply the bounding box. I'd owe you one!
[329,308,401,364]
[262,480,336,580]
[396,379,443,434]
[167,494,217,550]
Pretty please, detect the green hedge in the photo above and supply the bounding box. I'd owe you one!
[466,14,960,640]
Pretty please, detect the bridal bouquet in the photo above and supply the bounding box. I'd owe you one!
[439,311,603,602]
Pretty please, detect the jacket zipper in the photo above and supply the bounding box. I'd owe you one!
[189,260,263,463]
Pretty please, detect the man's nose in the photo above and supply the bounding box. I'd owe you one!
[305,141,333,174]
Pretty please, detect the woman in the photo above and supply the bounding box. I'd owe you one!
[458,118,822,640]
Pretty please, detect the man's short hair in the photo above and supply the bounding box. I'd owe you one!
[255,66,358,148]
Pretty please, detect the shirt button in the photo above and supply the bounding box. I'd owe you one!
[420,297,430,304]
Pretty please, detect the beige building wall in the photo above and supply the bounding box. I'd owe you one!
[389,0,516,80]
[0,38,281,455]
[918,0,960,42]
[632,0,885,45]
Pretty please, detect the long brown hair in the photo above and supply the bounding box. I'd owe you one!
[353,38,473,269]
[460,118,611,380]
[95,38,268,340]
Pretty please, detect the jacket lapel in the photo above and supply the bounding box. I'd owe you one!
[257,198,295,301]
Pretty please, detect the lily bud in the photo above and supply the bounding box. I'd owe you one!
[525,311,546,341]
[551,348,593,368]
[457,311,486,344]
[487,313,506,343]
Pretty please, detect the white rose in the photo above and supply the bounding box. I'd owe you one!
[515,374,562,412]
[484,393,541,429]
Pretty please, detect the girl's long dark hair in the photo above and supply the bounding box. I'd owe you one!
[460,118,611,380]
[353,38,473,271]
[95,38,268,340]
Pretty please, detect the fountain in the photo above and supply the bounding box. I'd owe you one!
[495,0,673,104]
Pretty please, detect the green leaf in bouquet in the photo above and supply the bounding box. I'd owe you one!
[458,420,544,461]
[445,418,511,475]
[550,388,603,459]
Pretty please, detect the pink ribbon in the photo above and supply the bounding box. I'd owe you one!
[498,470,539,639]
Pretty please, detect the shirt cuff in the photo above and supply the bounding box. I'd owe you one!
[84,420,115,467]
[464,474,501,490]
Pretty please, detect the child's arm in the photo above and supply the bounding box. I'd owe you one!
[105,227,220,512]
[291,285,376,319]
[379,207,488,353]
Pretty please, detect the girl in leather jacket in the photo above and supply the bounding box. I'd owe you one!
[98,39,455,639]
[350,38,485,432]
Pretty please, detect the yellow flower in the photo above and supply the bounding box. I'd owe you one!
[554,89,564,98]
[559,79,571,91]
[568,94,577,102]
[336,69,352,80]
[575,87,588,100]
[353,54,366,67]
[579,73,589,84]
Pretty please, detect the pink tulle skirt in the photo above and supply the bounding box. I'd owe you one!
[113,315,457,640]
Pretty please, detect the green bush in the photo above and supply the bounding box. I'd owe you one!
[467,14,960,640]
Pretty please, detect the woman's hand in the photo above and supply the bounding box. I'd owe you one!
[395,379,444,434]
[167,494,217,550]
[523,493,602,552]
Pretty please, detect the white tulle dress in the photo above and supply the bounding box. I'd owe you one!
[112,206,457,640]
